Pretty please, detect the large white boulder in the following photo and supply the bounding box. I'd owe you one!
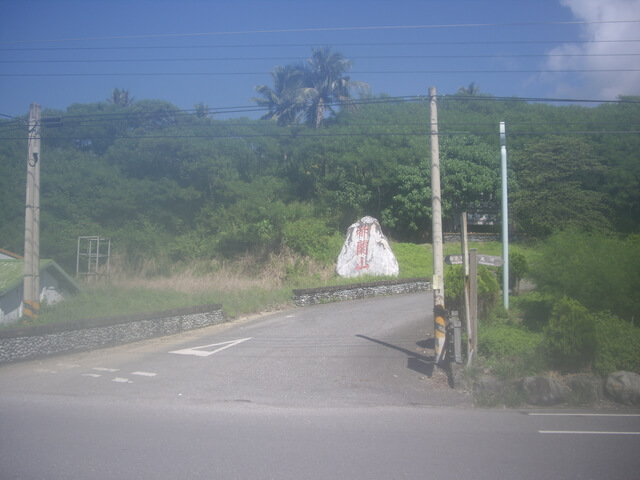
[336,216,399,278]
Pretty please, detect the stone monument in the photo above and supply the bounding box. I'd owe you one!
[336,216,399,278]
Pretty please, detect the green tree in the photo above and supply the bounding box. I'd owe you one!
[301,47,369,129]
[254,64,306,126]
[253,48,368,129]
[511,136,611,236]
[457,82,480,95]
[107,88,134,107]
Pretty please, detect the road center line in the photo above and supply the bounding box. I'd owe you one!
[528,413,640,417]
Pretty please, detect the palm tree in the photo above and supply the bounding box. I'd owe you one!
[107,88,134,107]
[253,64,306,126]
[253,48,368,128]
[301,47,369,129]
[457,82,480,96]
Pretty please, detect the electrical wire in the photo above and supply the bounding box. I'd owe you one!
[1,39,639,52]
[2,19,639,45]
[3,53,640,64]
[3,68,640,77]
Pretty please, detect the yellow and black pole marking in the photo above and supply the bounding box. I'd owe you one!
[23,299,40,319]
[434,304,447,364]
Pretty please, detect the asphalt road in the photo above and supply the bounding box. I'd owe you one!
[1,293,639,479]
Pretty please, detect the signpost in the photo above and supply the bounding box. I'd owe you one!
[444,254,504,267]
[445,251,503,365]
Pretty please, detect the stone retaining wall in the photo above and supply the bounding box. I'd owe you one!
[293,278,431,307]
[0,304,224,364]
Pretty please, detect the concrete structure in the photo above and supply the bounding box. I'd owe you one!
[0,257,81,325]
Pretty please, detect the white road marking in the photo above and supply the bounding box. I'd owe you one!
[529,413,640,417]
[112,377,132,383]
[539,430,640,435]
[170,337,252,357]
[93,367,119,372]
[132,371,157,377]
[82,374,101,378]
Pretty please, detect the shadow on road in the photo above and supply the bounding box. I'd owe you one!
[356,335,436,378]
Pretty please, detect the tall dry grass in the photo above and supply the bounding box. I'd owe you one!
[106,248,337,294]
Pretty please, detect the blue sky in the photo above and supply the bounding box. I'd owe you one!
[1,0,639,118]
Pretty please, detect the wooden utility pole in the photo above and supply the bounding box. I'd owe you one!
[429,87,446,363]
[469,248,479,357]
[461,212,473,364]
[23,103,41,320]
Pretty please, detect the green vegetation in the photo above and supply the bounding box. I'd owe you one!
[1,79,638,385]
[531,230,640,324]
[474,230,640,383]
[544,296,597,372]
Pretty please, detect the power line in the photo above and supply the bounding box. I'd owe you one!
[3,68,640,77]
[2,94,637,131]
[2,20,639,45]
[3,53,639,64]
[2,39,639,52]
[3,129,639,142]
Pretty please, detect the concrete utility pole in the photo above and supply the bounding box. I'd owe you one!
[429,87,446,363]
[500,122,509,310]
[23,103,41,320]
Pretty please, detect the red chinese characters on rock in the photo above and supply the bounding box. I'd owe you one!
[355,224,371,271]
[336,216,399,278]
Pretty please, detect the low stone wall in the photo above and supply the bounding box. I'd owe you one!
[0,304,225,364]
[293,278,431,307]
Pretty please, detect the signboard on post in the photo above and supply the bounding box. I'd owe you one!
[445,251,503,366]
[445,254,503,267]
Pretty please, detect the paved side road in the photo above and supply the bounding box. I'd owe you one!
[1,293,639,479]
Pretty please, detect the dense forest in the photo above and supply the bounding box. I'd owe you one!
[1,89,639,274]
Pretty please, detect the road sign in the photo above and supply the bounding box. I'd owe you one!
[444,254,503,267]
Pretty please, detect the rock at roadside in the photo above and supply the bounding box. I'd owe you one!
[473,374,510,404]
[566,374,604,404]
[336,216,399,278]
[521,376,570,406]
[605,371,640,406]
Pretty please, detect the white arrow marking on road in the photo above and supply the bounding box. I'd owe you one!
[170,337,252,357]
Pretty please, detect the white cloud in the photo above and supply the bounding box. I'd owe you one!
[544,0,640,99]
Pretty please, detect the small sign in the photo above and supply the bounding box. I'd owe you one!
[444,255,463,265]
[444,254,503,267]
[477,254,504,267]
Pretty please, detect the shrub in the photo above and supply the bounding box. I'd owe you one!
[593,312,640,376]
[544,296,597,371]
[514,291,555,331]
[497,251,529,295]
[282,218,342,264]
[477,324,547,380]
[532,230,640,325]
[479,324,544,359]
[445,264,500,321]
